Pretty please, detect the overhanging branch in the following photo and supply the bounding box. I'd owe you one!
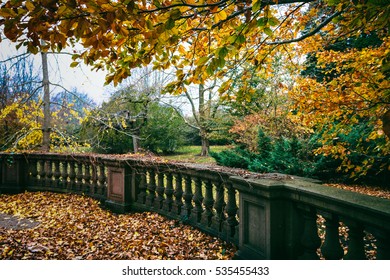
[268,10,343,45]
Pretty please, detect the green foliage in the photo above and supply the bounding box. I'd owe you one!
[211,146,251,169]
[212,123,390,185]
[92,129,133,154]
[320,120,390,185]
[141,103,187,154]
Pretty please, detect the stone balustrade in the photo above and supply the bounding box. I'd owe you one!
[1,152,389,260]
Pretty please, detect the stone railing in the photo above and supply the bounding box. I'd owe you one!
[1,152,389,260]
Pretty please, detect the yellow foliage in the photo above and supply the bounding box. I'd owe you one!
[289,36,390,177]
[0,96,85,152]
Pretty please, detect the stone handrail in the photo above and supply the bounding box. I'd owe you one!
[0,152,389,260]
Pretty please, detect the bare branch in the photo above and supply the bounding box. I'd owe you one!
[160,100,200,131]
[0,52,30,63]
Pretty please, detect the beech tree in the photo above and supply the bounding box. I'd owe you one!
[290,34,390,178]
[1,0,388,176]
[1,0,387,88]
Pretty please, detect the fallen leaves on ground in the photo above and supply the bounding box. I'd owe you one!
[0,192,236,260]
[324,184,390,200]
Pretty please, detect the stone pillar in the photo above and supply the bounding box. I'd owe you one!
[105,165,132,213]
[231,177,288,260]
[0,155,27,194]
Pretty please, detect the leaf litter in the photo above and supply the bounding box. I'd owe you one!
[0,192,236,260]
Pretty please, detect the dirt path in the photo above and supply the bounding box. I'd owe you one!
[0,213,40,230]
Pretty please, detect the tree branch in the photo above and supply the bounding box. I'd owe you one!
[268,10,343,45]
[160,100,200,131]
[0,52,30,63]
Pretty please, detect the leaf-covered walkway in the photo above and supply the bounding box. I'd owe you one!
[0,192,236,260]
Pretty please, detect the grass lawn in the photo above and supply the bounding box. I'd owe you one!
[161,145,229,164]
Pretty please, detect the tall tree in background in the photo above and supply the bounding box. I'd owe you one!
[1,0,387,94]
[289,31,389,178]
[41,49,51,151]
[1,0,388,177]
[0,53,90,151]
[0,54,41,149]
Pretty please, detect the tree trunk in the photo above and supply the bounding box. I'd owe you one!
[198,83,210,156]
[200,129,210,156]
[132,128,141,153]
[41,51,51,152]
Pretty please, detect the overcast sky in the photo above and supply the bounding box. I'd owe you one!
[1,39,111,105]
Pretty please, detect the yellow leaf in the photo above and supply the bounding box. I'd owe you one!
[219,10,227,21]
[25,1,35,12]
[70,61,79,68]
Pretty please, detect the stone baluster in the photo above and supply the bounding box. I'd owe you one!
[172,173,183,216]
[75,162,83,192]
[53,160,61,188]
[136,170,147,205]
[370,228,390,260]
[98,164,106,196]
[181,175,193,219]
[29,159,38,186]
[320,212,344,260]
[298,205,321,260]
[45,160,53,187]
[38,160,46,187]
[191,177,204,223]
[68,161,76,191]
[225,183,238,238]
[211,181,226,233]
[201,180,214,227]
[90,163,97,196]
[61,161,69,190]
[146,170,156,207]
[83,163,91,194]
[343,219,366,260]
[154,173,165,210]
[162,173,174,213]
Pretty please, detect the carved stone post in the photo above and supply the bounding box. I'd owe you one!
[231,177,290,260]
[154,173,165,210]
[136,169,147,205]
[61,161,69,190]
[98,164,106,196]
[211,181,225,234]
[181,175,193,219]
[171,173,183,216]
[83,163,91,194]
[343,219,366,260]
[38,160,46,188]
[145,170,156,208]
[320,212,344,260]
[201,180,214,227]
[68,161,76,191]
[225,183,238,240]
[91,163,98,196]
[45,160,53,188]
[53,160,61,189]
[162,173,174,213]
[369,227,390,260]
[29,159,39,187]
[298,205,321,260]
[0,155,27,193]
[75,162,83,192]
[191,177,204,224]
[105,164,132,213]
